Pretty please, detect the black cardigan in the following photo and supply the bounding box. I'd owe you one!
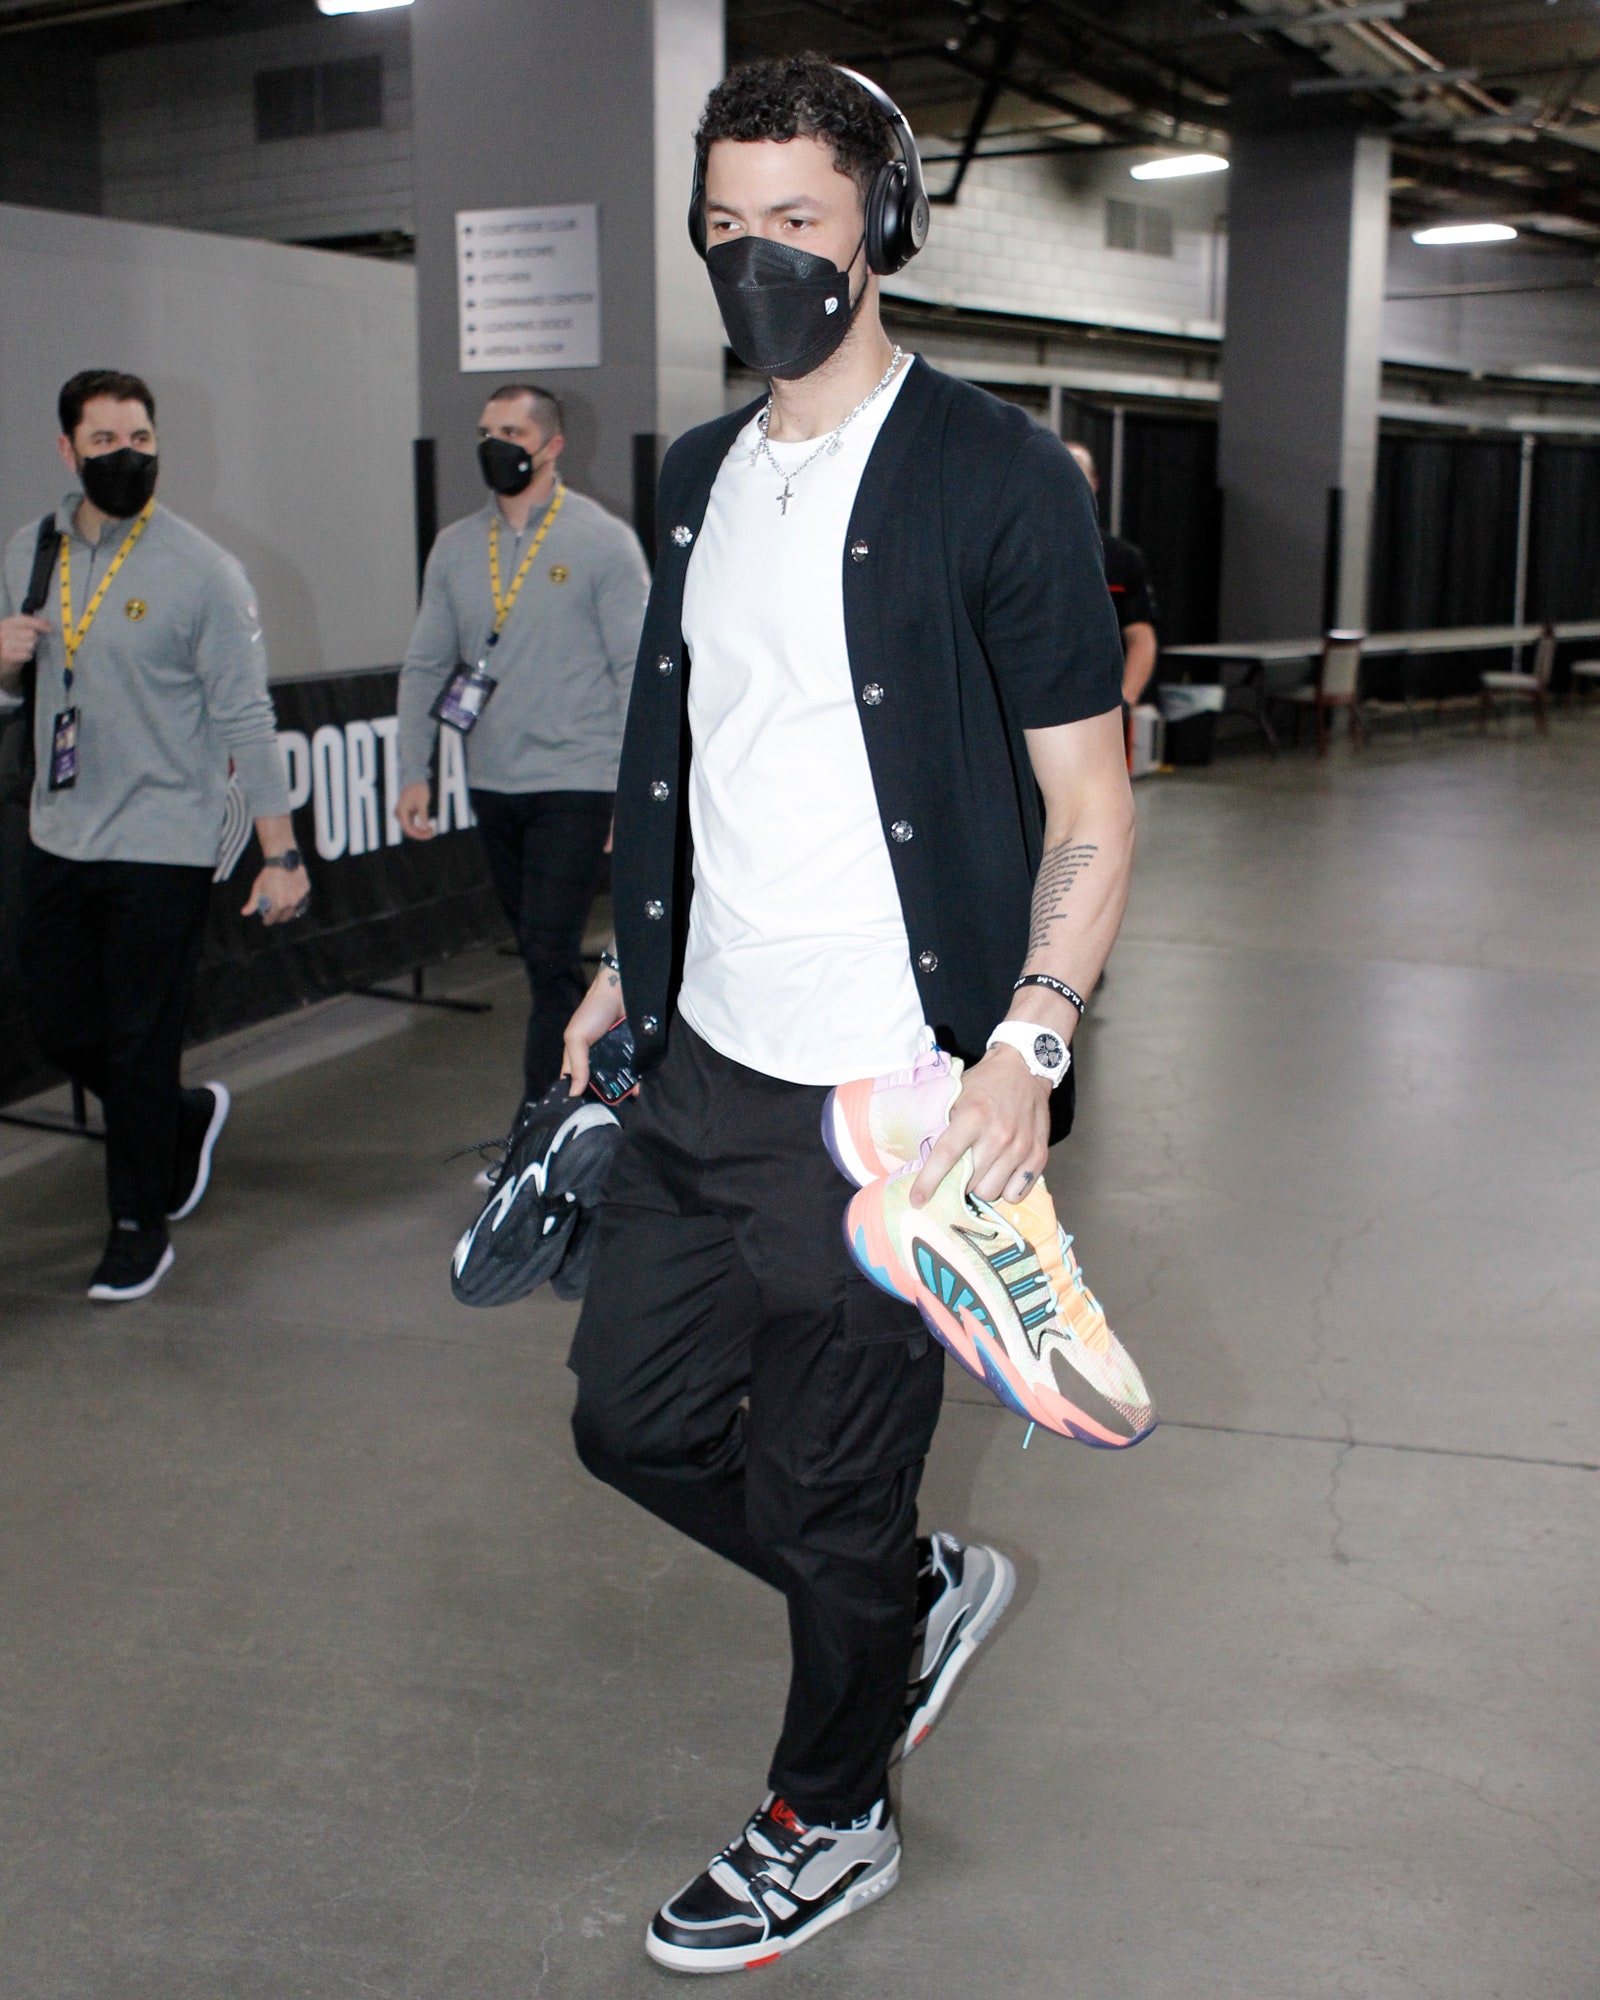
[613,356,1123,1136]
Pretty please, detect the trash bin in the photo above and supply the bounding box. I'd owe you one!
[1158,682,1226,766]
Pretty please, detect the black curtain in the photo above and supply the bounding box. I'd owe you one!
[1119,413,1222,647]
[1528,444,1600,623]
[1368,433,1522,696]
[1053,403,1219,645]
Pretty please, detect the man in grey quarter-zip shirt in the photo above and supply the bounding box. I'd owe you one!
[0,369,307,1303]
[397,383,648,1119]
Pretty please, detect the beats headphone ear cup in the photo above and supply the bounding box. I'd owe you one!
[865,161,905,274]
[687,156,708,259]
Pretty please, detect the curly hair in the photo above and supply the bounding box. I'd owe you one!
[695,54,893,196]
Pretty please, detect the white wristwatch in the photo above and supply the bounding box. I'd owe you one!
[986,1019,1072,1088]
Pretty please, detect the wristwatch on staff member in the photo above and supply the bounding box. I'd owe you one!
[986,1019,1072,1088]
[260,848,303,871]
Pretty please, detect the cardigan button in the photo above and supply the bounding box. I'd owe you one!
[644,899,664,920]
[861,682,884,706]
[640,1015,660,1036]
[890,819,913,843]
[657,655,674,675]
[850,540,869,562]
[650,780,670,801]
[917,950,939,973]
[671,525,693,548]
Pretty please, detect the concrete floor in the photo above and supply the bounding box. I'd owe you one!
[2,715,1597,1999]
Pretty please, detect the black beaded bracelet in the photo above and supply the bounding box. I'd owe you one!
[1014,972,1086,1018]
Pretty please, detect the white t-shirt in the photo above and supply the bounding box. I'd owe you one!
[676,362,926,1085]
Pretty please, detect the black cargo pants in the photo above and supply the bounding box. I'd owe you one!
[568,1015,945,1825]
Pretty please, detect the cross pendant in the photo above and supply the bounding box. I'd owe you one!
[777,482,792,515]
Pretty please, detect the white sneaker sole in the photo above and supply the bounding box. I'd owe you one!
[644,1849,900,1975]
[899,1545,1017,1760]
[88,1243,175,1303]
[167,1082,231,1221]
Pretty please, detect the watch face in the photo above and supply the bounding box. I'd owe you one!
[1033,1032,1065,1072]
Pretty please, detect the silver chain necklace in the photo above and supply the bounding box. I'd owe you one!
[751,347,907,516]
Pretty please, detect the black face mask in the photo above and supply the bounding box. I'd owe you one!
[78,447,158,519]
[705,235,865,381]
[478,436,540,497]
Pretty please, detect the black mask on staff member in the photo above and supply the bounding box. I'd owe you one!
[78,447,158,519]
[478,436,541,497]
[704,234,867,381]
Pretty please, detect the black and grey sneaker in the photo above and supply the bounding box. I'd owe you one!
[897,1532,1017,1760]
[645,1794,899,1974]
[168,1082,231,1221]
[450,1083,623,1308]
[88,1221,175,1303]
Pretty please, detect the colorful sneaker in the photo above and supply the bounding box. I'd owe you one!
[822,1038,962,1189]
[898,1532,1016,1761]
[845,1155,1155,1448]
[645,1795,899,1974]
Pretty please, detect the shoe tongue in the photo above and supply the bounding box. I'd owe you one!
[764,1797,806,1837]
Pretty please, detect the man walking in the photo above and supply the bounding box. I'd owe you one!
[0,370,307,1302]
[396,386,648,1120]
[561,59,1137,1972]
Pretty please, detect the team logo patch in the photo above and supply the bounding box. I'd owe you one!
[549,564,569,584]
[124,598,147,620]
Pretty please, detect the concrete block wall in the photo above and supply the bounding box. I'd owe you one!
[1382,231,1600,381]
[889,145,1227,339]
[99,14,413,245]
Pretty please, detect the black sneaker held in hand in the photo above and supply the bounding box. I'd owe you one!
[450,1081,623,1308]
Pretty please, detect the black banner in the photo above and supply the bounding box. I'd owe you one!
[0,667,507,1108]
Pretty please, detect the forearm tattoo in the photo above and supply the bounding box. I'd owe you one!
[1026,840,1098,957]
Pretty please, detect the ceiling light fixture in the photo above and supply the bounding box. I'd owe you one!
[1130,154,1229,181]
[1412,222,1518,245]
[317,0,412,13]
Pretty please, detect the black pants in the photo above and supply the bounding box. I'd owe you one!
[19,843,213,1228]
[470,788,613,1102]
[569,1018,946,1825]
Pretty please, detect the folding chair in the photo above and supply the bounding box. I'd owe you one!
[1286,631,1365,756]
[1480,624,1553,736]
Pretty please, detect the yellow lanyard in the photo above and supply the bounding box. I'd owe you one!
[59,499,156,692]
[488,484,566,637]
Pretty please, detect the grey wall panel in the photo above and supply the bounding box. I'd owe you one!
[410,0,724,533]
[0,202,418,681]
[1217,126,1389,640]
[412,0,657,529]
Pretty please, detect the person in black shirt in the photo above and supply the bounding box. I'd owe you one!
[1067,442,1158,707]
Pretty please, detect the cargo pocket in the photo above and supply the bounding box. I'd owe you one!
[799,1277,946,1488]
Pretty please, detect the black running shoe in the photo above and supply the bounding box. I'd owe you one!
[88,1221,174,1303]
[450,1083,622,1308]
[646,1794,899,1974]
[897,1532,1016,1760]
[168,1082,231,1221]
